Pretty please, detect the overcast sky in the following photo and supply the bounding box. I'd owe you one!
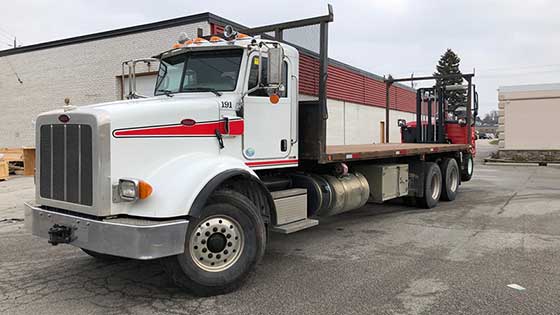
[2,0,560,116]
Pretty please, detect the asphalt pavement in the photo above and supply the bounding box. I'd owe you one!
[1,140,560,314]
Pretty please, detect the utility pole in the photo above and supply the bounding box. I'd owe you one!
[13,37,16,48]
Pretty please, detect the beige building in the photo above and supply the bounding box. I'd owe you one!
[497,83,560,161]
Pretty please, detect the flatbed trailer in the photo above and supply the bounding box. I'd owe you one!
[324,143,469,162]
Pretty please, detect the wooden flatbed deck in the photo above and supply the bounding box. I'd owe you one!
[324,143,469,162]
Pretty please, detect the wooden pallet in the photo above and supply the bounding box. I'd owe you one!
[0,147,35,177]
[0,160,8,181]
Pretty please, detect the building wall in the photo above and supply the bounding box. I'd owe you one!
[498,84,560,150]
[326,99,416,145]
[0,22,210,147]
[299,54,416,113]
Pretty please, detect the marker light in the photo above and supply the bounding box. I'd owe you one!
[172,42,182,49]
[193,37,208,44]
[209,36,225,43]
[269,93,280,104]
[235,33,250,39]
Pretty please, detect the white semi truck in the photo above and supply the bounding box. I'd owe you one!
[25,7,476,296]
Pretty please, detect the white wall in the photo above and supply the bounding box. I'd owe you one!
[122,75,158,98]
[325,99,416,145]
[499,86,560,150]
[0,22,210,147]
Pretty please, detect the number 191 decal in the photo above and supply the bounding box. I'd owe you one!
[221,101,233,109]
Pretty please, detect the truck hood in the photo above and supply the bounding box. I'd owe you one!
[78,94,230,132]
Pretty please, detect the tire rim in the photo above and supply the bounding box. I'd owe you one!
[431,172,441,200]
[467,157,473,175]
[449,167,459,192]
[189,215,244,272]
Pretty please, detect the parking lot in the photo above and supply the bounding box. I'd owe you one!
[1,141,560,314]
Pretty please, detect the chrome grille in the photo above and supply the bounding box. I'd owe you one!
[39,124,93,206]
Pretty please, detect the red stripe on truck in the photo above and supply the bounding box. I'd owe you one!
[245,159,299,167]
[113,119,244,138]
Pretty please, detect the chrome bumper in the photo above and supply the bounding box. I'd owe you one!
[24,203,189,260]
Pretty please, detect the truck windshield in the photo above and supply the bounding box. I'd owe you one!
[155,49,243,95]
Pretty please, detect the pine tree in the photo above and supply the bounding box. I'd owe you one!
[434,49,467,111]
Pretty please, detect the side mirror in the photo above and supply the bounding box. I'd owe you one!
[267,45,284,86]
[397,119,407,128]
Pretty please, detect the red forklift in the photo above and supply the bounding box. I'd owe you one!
[394,74,478,181]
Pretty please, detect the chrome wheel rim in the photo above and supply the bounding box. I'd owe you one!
[467,157,473,175]
[431,172,441,200]
[449,167,459,192]
[189,215,244,272]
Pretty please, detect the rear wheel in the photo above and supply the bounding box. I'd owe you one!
[461,154,474,182]
[162,190,266,296]
[417,162,442,209]
[440,158,460,201]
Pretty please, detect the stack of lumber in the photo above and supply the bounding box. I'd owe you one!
[0,147,36,180]
[0,158,7,181]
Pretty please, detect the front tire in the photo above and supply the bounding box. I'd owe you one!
[417,162,442,209]
[162,190,266,296]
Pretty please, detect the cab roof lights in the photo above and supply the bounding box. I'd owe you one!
[209,36,225,42]
[193,37,208,44]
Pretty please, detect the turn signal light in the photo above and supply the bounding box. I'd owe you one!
[138,180,153,200]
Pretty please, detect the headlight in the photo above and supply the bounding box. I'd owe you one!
[118,178,153,202]
[119,179,139,201]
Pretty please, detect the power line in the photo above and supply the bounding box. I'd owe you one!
[382,62,560,79]
[0,32,12,41]
[0,25,16,38]
[3,56,23,84]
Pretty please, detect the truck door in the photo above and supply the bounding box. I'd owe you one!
[242,54,292,160]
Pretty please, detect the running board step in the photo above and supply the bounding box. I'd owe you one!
[271,218,319,234]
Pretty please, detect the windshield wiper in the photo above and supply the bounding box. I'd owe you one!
[157,89,175,97]
[184,87,222,97]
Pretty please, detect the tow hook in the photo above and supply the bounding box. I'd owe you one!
[48,224,76,246]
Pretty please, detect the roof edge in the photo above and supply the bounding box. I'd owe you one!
[0,12,219,57]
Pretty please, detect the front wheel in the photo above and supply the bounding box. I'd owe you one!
[162,190,266,296]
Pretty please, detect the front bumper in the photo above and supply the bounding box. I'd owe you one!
[24,203,189,260]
